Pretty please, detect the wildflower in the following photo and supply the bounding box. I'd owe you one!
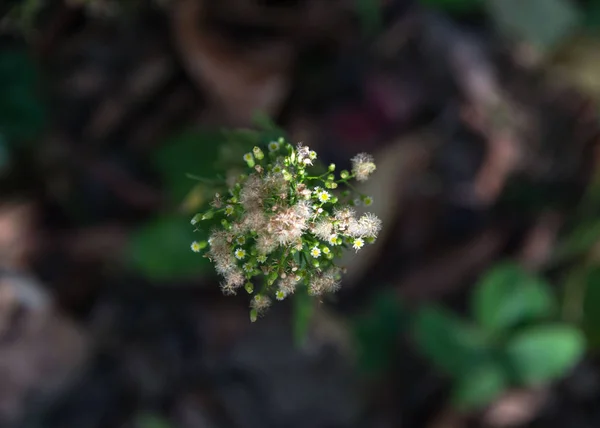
[351,153,376,182]
[358,213,382,238]
[313,220,333,241]
[243,152,255,168]
[352,238,364,251]
[317,190,331,203]
[363,196,373,206]
[190,138,382,321]
[234,248,247,260]
[251,294,272,315]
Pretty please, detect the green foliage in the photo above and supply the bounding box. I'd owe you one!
[135,413,172,428]
[293,285,314,346]
[506,325,585,385]
[0,49,45,143]
[355,0,382,36]
[414,305,490,377]
[576,266,600,349]
[129,215,212,279]
[451,362,507,410]
[353,291,407,375]
[411,262,584,411]
[472,262,555,334]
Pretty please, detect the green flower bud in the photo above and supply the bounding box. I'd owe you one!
[202,211,214,220]
[328,163,336,171]
[252,146,264,160]
[250,309,258,323]
[340,170,350,179]
[244,282,254,294]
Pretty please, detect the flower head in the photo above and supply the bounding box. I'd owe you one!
[352,238,364,251]
[234,248,246,260]
[310,246,321,258]
[351,153,376,182]
[190,138,381,321]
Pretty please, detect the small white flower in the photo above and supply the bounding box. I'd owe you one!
[243,152,254,162]
[302,158,313,166]
[352,238,364,251]
[328,234,339,246]
[317,190,331,203]
[363,196,373,206]
[276,290,286,300]
[268,141,280,151]
[309,150,317,160]
[310,247,321,258]
[191,241,201,252]
[353,198,362,207]
[236,236,246,245]
[257,255,267,263]
[234,248,246,260]
[243,263,253,273]
[225,205,234,216]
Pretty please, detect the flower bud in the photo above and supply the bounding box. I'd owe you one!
[252,146,264,160]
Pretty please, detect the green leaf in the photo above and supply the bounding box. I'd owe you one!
[486,0,581,56]
[355,0,382,36]
[581,267,600,349]
[552,220,600,264]
[506,324,585,386]
[154,130,226,204]
[472,262,555,334]
[0,49,45,142]
[129,214,212,280]
[413,306,491,377]
[452,362,508,411]
[135,413,172,428]
[293,286,314,347]
[353,292,408,375]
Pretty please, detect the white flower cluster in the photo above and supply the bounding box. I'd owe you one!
[190,138,380,321]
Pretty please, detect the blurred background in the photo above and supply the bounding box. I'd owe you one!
[3,0,600,427]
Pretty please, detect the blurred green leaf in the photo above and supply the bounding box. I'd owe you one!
[452,362,508,410]
[413,306,490,377]
[472,262,555,334]
[293,286,314,347]
[135,413,172,428]
[154,130,225,204]
[421,0,481,14]
[581,267,600,349]
[353,292,407,375]
[486,0,581,56]
[506,324,585,386]
[355,0,382,36]
[129,214,212,280]
[552,220,600,264]
[0,49,45,142]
